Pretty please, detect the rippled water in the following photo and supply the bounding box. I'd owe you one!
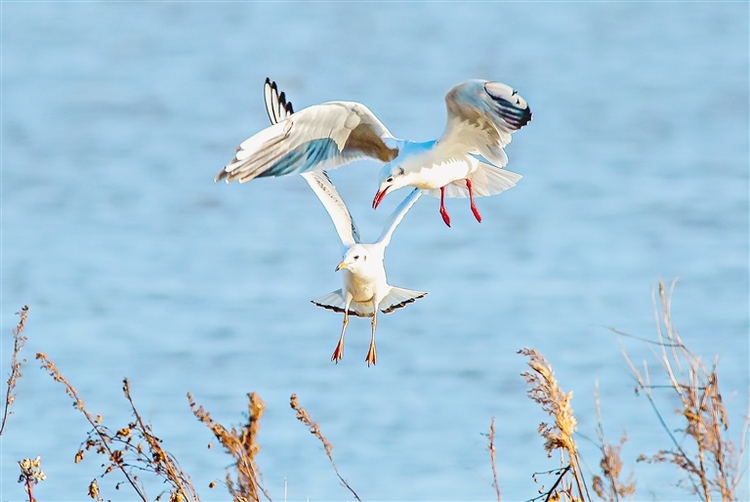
[2,3,748,500]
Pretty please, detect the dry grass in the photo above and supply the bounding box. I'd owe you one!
[4,279,748,501]
[188,391,271,501]
[517,280,747,501]
[619,280,749,501]
[1,305,29,436]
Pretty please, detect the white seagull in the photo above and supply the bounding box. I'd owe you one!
[261,79,427,366]
[216,78,531,227]
[305,171,427,366]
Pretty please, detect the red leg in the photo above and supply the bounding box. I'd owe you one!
[466,179,482,223]
[331,309,349,363]
[365,312,378,367]
[439,186,451,227]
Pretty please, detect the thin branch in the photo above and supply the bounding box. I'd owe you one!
[290,394,361,502]
[35,352,148,501]
[123,379,198,502]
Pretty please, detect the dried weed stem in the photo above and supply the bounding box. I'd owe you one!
[621,280,749,501]
[289,393,361,502]
[520,347,590,502]
[591,383,635,501]
[36,353,197,502]
[487,416,501,501]
[1,305,29,436]
[188,391,271,502]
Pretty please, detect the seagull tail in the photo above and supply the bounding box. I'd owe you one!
[380,286,428,314]
[426,163,522,199]
[311,289,376,318]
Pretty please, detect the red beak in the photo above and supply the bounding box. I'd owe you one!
[372,187,389,209]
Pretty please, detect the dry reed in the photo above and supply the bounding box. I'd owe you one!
[188,391,271,501]
[1,305,29,436]
[519,347,590,502]
[620,279,749,501]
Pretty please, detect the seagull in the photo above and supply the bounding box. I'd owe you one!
[261,79,427,366]
[305,171,427,366]
[216,78,531,227]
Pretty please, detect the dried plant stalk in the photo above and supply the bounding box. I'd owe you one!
[621,280,749,501]
[36,353,198,502]
[18,455,46,502]
[36,352,148,501]
[1,305,29,436]
[487,416,501,501]
[121,379,198,502]
[519,347,590,502]
[591,383,635,501]
[290,393,361,502]
[188,392,270,502]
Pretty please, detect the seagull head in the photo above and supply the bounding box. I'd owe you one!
[372,164,407,209]
[336,245,370,273]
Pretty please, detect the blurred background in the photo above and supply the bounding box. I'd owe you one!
[2,2,748,500]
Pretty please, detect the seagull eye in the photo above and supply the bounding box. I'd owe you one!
[353,255,360,260]
[386,177,393,183]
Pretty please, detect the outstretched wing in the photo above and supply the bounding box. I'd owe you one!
[263,81,360,245]
[440,79,531,168]
[301,171,360,247]
[216,95,400,183]
[264,78,294,124]
[376,188,421,247]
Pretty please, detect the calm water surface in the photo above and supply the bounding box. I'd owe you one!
[2,3,748,500]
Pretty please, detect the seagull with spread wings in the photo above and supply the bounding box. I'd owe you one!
[305,171,426,366]
[261,79,427,366]
[216,78,531,227]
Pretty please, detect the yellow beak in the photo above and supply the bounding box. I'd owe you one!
[335,261,348,272]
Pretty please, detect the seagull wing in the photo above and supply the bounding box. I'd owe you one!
[376,188,422,247]
[440,79,531,168]
[264,78,294,124]
[262,83,361,245]
[301,171,360,247]
[216,99,400,183]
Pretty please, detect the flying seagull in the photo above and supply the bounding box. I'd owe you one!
[216,78,531,227]
[305,171,427,366]
[261,79,426,366]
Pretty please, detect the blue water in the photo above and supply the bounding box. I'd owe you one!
[2,3,748,501]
